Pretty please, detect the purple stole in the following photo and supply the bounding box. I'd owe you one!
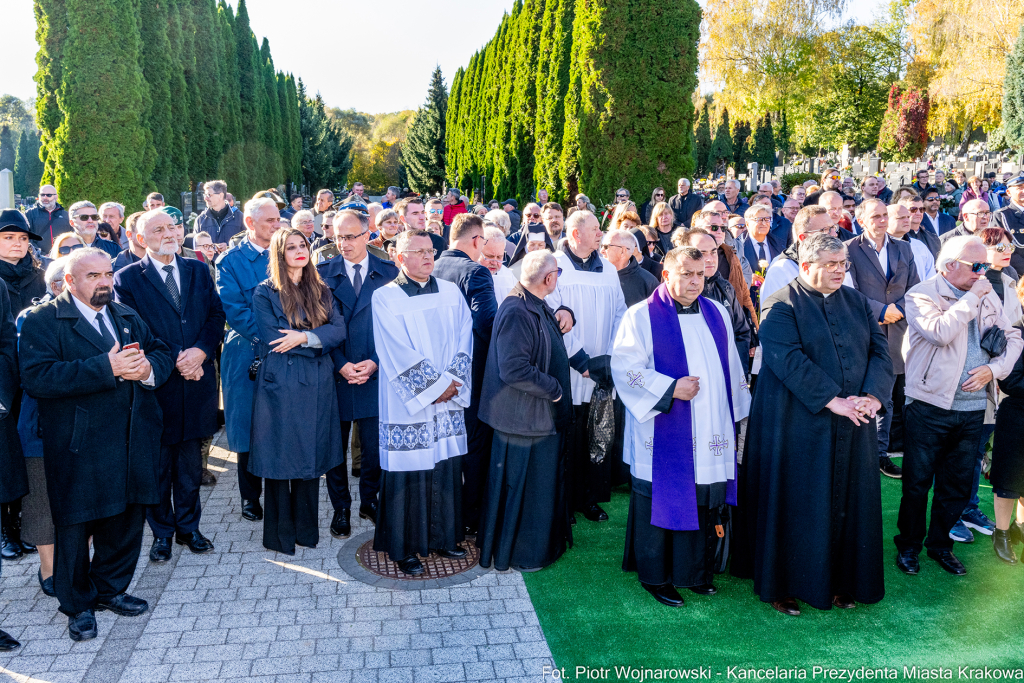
[646,284,737,531]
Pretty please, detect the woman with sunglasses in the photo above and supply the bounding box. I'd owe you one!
[978,227,1022,320]
[640,187,665,224]
[49,232,83,260]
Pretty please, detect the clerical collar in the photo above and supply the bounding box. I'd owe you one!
[560,242,602,272]
[674,298,700,314]
[395,271,438,296]
[797,274,835,297]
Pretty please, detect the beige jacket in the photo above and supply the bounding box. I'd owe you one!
[903,274,1023,410]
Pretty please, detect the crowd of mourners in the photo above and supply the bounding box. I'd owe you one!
[3,163,1024,649]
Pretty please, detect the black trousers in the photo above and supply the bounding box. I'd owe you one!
[462,410,493,532]
[895,401,984,553]
[263,478,319,555]
[236,451,263,502]
[146,438,203,538]
[567,402,611,511]
[53,504,145,616]
[888,374,907,453]
[326,417,382,511]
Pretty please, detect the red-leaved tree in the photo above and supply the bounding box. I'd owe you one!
[877,83,930,161]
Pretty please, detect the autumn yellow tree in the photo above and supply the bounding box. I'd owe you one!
[910,0,1024,148]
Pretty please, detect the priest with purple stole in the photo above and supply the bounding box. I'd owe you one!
[612,246,750,608]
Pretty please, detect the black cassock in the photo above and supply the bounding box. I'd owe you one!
[732,278,893,610]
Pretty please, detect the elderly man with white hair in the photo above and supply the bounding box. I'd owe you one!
[216,196,281,524]
[896,235,1023,577]
[100,202,128,248]
[478,225,517,301]
[477,250,576,572]
[601,229,659,307]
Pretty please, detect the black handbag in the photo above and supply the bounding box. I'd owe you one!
[981,325,1008,358]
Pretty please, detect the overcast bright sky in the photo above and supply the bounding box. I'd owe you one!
[2,0,886,115]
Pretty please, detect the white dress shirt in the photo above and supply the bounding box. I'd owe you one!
[864,233,890,276]
[344,253,370,283]
[922,213,941,235]
[150,254,181,291]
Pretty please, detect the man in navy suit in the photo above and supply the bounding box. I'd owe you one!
[319,210,399,538]
[844,199,920,481]
[432,213,499,536]
[921,187,956,236]
[113,210,226,563]
[742,205,787,272]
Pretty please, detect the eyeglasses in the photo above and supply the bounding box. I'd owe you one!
[336,231,368,242]
[751,216,772,223]
[544,268,563,279]
[707,225,724,232]
[820,260,848,272]
[58,243,84,255]
[427,209,443,215]
[401,249,435,259]
[39,193,55,198]
[526,212,541,219]
[964,211,992,219]
[992,244,1016,254]
[601,243,629,251]
[907,207,924,213]
[955,259,989,273]
[196,243,216,251]
[74,214,100,222]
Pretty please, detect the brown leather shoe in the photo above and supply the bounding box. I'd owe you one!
[832,594,855,609]
[771,598,800,616]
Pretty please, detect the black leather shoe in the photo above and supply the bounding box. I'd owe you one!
[330,509,351,538]
[19,539,37,555]
[68,610,97,641]
[0,629,20,651]
[241,499,263,521]
[433,546,467,559]
[176,530,215,554]
[1010,521,1024,548]
[200,468,217,486]
[96,593,149,617]
[464,523,478,537]
[38,569,56,597]
[832,594,855,609]
[896,548,920,575]
[927,548,967,575]
[149,537,172,563]
[688,584,717,596]
[396,556,425,576]
[880,456,903,479]
[358,502,378,525]
[771,598,801,616]
[993,529,1018,564]
[641,582,684,607]
[0,529,23,560]
[582,504,609,522]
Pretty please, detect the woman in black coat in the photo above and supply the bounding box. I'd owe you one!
[250,228,347,555]
[991,301,1024,564]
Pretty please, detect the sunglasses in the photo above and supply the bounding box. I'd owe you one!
[955,259,989,273]
[427,209,443,215]
[526,212,541,219]
[74,214,100,222]
[907,207,924,213]
[616,194,629,199]
[992,244,1016,254]
[707,225,724,232]
[545,267,563,278]
[39,193,56,198]
[58,243,84,255]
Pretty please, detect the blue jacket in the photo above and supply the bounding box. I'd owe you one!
[318,253,399,421]
[85,236,122,260]
[432,249,498,409]
[921,212,956,237]
[215,238,270,452]
[196,206,245,245]
[113,255,226,445]
[742,232,787,271]
[113,248,142,273]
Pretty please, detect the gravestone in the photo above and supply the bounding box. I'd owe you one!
[0,169,12,209]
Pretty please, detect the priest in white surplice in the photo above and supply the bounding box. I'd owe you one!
[371,230,474,576]
[612,246,750,608]
[547,210,628,523]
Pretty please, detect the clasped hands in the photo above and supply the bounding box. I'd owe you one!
[339,360,378,385]
[176,347,207,381]
[826,394,883,425]
[107,343,152,382]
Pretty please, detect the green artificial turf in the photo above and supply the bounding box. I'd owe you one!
[522,477,1024,679]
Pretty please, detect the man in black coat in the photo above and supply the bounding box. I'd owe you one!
[19,248,173,641]
[477,251,573,571]
[25,185,72,253]
[844,199,920,479]
[432,213,499,535]
[669,178,703,228]
[319,209,399,537]
[0,279,28,651]
[112,210,225,563]
[902,195,941,260]
[601,230,659,307]
[734,233,893,616]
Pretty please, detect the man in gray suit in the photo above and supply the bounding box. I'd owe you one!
[844,198,921,480]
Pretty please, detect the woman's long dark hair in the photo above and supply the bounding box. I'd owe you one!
[268,228,330,329]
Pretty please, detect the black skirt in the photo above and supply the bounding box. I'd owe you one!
[992,398,1024,495]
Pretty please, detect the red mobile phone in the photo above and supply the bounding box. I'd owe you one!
[123,342,140,352]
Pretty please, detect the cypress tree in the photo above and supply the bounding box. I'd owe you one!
[139,0,173,195]
[286,74,302,187]
[694,105,712,177]
[328,121,353,190]
[14,130,33,194]
[493,6,520,200]
[260,40,283,184]
[709,109,733,174]
[445,67,464,190]
[571,0,701,204]
[402,66,448,196]
[1004,19,1024,157]
[51,0,149,207]
[179,0,207,190]
[0,127,16,173]
[33,0,68,184]
[277,72,295,189]
[511,0,544,201]
[534,0,575,204]
[732,119,751,170]
[558,3,585,200]
[193,0,224,179]
[217,1,246,194]
[299,84,333,191]
[753,113,775,169]
[235,0,264,191]
[166,0,190,198]
[774,110,790,158]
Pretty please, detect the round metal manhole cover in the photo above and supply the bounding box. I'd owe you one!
[356,538,480,580]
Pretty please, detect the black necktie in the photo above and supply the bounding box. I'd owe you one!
[95,311,116,349]
[352,263,362,298]
[757,241,766,262]
[163,264,181,309]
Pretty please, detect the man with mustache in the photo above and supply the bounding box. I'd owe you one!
[19,248,174,641]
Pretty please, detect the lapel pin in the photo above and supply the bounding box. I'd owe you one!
[123,328,129,333]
